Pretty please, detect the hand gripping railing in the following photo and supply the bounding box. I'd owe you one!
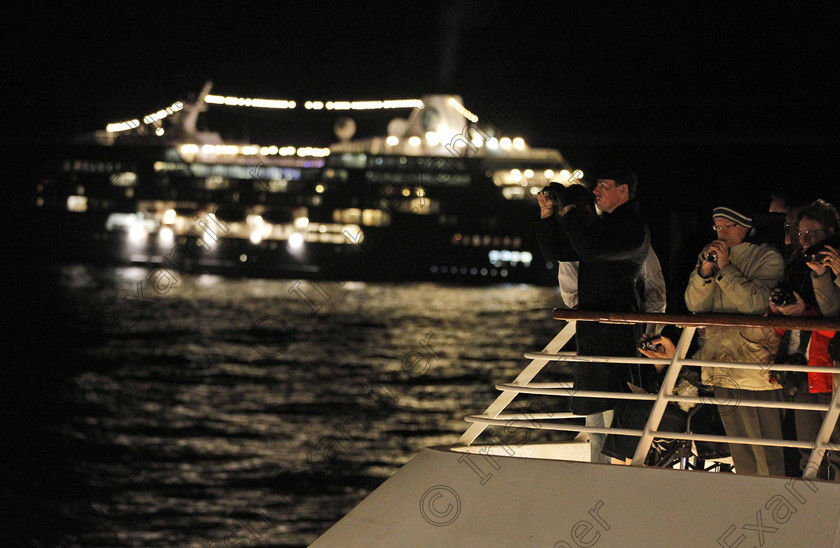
[457,310,840,479]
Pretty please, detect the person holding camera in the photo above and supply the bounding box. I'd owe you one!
[816,243,840,279]
[535,170,651,463]
[769,198,840,479]
[537,182,666,321]
[537,182,599,310]
[685,205,785,476]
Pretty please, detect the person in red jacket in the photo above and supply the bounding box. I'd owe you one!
[770,198,840,480]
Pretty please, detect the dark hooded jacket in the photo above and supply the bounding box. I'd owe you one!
[535,199,651,413]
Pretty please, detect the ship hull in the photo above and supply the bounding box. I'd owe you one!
[313,445,840,547]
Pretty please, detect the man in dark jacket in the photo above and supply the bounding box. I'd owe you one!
[536,170,651,459]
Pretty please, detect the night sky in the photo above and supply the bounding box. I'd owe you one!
[8,2,840,211]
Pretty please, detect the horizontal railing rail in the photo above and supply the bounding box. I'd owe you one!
[495,384,832,411]
[457,310,840,480]
[462,415,840,451]
[524,351,840,374]
[552,309,840,331]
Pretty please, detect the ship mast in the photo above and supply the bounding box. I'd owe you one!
[179,81,213,138]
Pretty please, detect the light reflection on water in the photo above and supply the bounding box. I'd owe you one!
[15,264,569,547]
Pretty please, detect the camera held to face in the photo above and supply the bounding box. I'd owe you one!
[540,182,573,208]
[770,285,797,307]
[803,251,823,264]
[539,182,594,213]
[802,244,827,264]
[702,251,717,263]
[802,234,840,264]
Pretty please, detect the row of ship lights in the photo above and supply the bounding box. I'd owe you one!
[134,213,533,278]
[453,232,534,272]
[178,143,330,158]
[175,132,530,159]
[519,169,584,192]
[127,209,345,253]
[106,101,185,133]
[202,96,427,111]
[106,94,499,151]
[135,226,523,277]
[105,95,461,133]
[431,265,511,278]
[129,207,533,269]
[384,133,525,150]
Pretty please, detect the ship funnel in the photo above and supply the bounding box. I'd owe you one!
[404,94,471,140]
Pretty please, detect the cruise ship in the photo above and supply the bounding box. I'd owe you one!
[30,83,580,284]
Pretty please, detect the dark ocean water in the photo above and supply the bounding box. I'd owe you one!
[6,264,568,547]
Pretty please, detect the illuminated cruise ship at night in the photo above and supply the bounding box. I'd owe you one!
[31,83,580,284]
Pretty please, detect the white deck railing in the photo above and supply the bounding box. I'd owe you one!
[457,310,840,479]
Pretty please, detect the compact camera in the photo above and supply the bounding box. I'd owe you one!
[539,182,593,211]
[638,337,664,352]
[702,251,718,263]
[770,286,797,307]
[802,235,840,264]
[539,182,574,207]
[802,245,826,264]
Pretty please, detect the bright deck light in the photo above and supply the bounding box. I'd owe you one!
[129,222,148,243]
[159,227,174,244]
[288,232,304,251]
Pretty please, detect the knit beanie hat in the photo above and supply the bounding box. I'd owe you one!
[712,206,753,230]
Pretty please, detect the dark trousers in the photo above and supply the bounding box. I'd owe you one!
[571,322,640,415]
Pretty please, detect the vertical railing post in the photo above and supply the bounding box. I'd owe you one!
[802,383,840,480]
[456,321,577,446]
[631,326,697,466]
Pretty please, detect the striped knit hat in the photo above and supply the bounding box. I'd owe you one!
[712,206,753,230]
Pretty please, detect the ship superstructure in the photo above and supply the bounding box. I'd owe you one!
[32,83,582,283]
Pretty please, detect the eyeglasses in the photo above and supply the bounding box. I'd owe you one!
[595,180,618,191]
[784,223,799,235]
[712,223,738,232]
[796,228,826,239]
